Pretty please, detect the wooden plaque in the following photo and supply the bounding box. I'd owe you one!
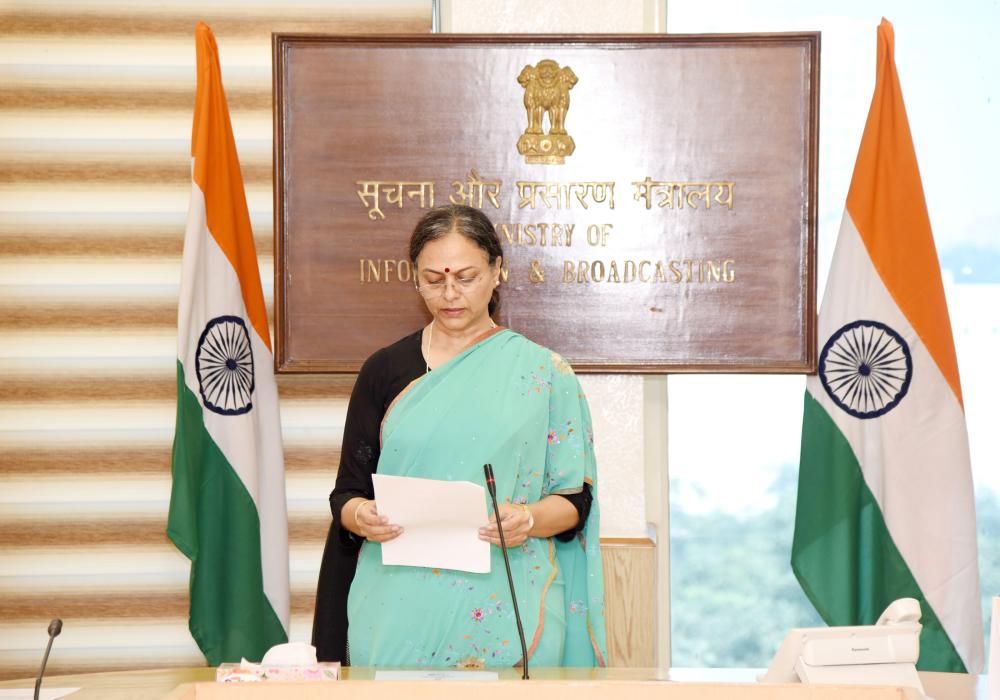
[273,34,819,373]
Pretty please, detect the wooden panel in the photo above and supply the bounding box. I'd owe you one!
[0,160,273,186]
[0,517,330,548]
[0,10,428,38]
[0,371,355,402]
[0,86,272,111]
[0,591,322,621]
[273,35,819,373]
[0,445,339,476]
[601,539,656,667]
[0,223,273,257]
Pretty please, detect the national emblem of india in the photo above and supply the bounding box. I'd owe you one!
[516,59,578,164]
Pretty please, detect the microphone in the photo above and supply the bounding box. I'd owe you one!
[34,618,62,700]
[483,464,529,680]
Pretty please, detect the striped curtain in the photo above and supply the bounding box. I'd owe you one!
[0,0,430,680]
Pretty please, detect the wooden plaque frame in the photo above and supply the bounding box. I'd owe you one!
[273,34,819,373]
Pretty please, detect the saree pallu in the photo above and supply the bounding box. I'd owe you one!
[347,329,606,668]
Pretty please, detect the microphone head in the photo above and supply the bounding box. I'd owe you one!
[483,464,496,495]
[48,619,62,637]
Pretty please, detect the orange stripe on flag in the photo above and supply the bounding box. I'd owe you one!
[845,19,962,407]
[191,22,271,351]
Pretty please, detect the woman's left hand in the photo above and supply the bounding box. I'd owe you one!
[479,503,532,548]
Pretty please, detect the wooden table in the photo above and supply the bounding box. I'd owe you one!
[0,666,985,699]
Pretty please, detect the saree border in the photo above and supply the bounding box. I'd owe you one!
[525,537,558,661]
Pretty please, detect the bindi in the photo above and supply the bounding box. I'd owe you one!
[444,267,450,273]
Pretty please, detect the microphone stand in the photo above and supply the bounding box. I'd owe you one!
[483,463,529,680]
[35,618,62,700]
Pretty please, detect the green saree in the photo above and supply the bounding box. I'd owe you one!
[346,328,606,668]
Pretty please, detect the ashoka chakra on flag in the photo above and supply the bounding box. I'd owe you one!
[195,315,256,416]
[819,319,913,420]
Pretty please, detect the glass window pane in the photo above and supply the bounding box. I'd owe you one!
[667,0,1000,667]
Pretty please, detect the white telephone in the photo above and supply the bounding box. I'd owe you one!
[760,598,924,695]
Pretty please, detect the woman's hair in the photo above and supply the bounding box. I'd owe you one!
[408,205,503,315]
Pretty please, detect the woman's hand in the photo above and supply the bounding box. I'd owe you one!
[354,499,403,543]
[479,503,532,548]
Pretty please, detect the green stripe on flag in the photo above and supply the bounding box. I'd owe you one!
[792,391,966,673]
[168,361,287,665]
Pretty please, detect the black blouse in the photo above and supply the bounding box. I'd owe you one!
[311,329,592,663]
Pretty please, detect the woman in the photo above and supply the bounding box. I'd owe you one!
[312,205,606,668]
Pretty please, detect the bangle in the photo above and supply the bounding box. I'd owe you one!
[519,503,534,532]
[354,500,369,536]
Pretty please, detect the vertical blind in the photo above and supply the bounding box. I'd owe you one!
[0,0,430,680]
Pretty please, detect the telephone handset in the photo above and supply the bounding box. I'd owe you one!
[875,597,922,626]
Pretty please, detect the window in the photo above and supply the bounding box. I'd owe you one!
[667,1,1000,666]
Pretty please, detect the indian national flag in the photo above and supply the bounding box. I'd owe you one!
[168,22,290,665]
[792,19,983,673]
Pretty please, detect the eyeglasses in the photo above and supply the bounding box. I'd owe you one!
[414,272,488,298]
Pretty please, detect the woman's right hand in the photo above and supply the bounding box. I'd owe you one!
[354,499,403,542]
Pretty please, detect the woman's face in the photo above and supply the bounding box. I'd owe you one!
[414,230,501,333]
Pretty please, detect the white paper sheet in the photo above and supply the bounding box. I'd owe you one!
[0,689,79,699]
[372,474,491,573]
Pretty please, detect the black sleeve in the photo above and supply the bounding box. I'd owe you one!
[312,352,385,664]
[553,483,593,543]
[328,351,385,549]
